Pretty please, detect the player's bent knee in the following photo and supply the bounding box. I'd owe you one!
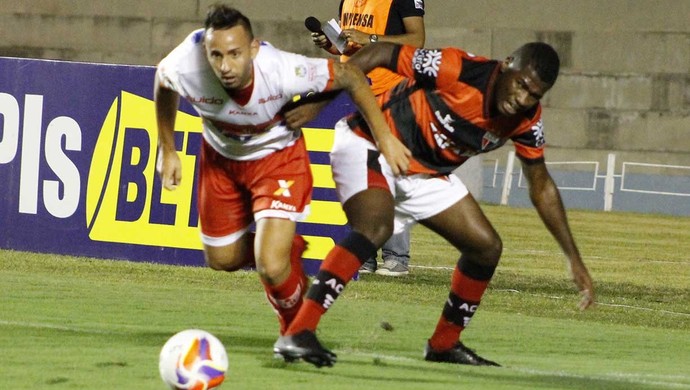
[204,252,246,272]
[461,232,503,267]
[479,235,503,266]
[489,237,503,265]
[255,260,290,285]
[351,218,393,247]
[206,258,228,271]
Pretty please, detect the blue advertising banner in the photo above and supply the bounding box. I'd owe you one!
[0,56,355,274]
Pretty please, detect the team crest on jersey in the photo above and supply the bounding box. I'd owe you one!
[412,49,442,78]
[531,119,545,147]
[294,64,319,81]
[295,65,307,78]
[481,132,500,150]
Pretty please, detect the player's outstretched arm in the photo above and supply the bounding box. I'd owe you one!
[281,42,394,131]
[346,42,399,76]
[154,70,183,191]
[282,99,331,130]
[522,159,595,310]
[331,61,411,175]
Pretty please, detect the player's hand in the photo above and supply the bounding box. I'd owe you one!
[156,148,182,191]
[570,259,595,310]
[377,134,411,176]
[578,287,594,311]
[283,101,326,129]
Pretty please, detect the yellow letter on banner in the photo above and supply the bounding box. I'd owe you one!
[85,94,347,260]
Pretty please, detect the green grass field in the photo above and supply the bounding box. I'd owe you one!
[1,204,689,389]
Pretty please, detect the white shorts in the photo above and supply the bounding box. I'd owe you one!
[330,119,470,233]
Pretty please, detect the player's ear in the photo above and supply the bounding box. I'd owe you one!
[501,56,514,71]
[201,29,209,51]
[250,39,260,59]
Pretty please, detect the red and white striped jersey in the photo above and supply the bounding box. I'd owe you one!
[158,29,335,161]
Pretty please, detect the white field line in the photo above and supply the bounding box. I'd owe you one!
[511,367,690,389]
[493,248,689,264]
[409,265,690,317]
[0,319,140,334]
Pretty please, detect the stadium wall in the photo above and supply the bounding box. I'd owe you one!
[1,1,688,169]
[1,2,688,266]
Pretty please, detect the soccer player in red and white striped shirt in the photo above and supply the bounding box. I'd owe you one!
[155,5,403,338]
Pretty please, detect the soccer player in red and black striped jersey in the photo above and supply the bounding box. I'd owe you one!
[275,41,595,368]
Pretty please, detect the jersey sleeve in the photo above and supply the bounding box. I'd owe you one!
[511,110,546,162]
[156,30,204,95]
[157,56,182,93]
[394,0,425,17]
[393,45,464,90]
[274,49,335,98]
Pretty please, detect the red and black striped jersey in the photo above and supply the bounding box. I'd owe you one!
[347,45,546,175]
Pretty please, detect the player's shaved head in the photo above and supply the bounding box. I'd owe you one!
[509,42,560,86]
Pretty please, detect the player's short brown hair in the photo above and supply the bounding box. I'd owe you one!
[204,4,254,38]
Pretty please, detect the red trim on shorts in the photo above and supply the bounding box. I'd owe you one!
[366,149,390,191]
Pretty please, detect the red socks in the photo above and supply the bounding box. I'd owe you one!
[429,264,493,351]
[262,235,308,335]
[285,231,377,335]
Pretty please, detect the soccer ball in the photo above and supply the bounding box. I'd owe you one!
[159,329,228,390]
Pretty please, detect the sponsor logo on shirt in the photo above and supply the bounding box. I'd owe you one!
[227,109,257,116]
[414,0,424,10]
[342,12,374,28]
[273,179,294,197]
[270,199,297,212]
[308,64,319,82]
[434,110,455,133]
[188,96,223,105]
[258,93,283,104]
[429,122,460,156]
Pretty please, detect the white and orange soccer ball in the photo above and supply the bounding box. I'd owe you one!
[159,329,229,390]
